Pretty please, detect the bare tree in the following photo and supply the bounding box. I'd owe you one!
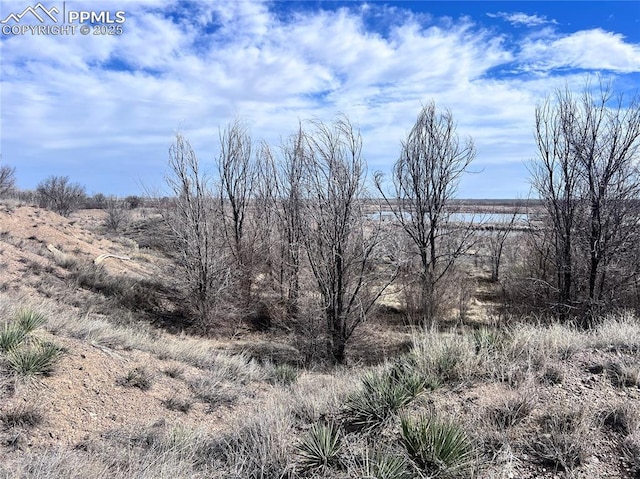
[36,175,86,216]
[375,101,476,324]
[569,83,640,312]
[486,209,520,282]
[0,163,16,197]
[217,119,257,304]
[301,116,388,363]
[165,133,229,324]
[263,126,306,320]
[104,196,130,232]
[529,90,583,319]
[529,82,640,319]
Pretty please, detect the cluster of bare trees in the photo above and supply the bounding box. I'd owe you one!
[164,81,640,356]
[0,162,16,198]
[528,82,640,321]
[164,104,475,362]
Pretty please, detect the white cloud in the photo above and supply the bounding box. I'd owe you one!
[1,2,638,197]
[487,11,557,27]
[519,29,640,73]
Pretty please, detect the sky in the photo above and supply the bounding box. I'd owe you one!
[1,0,639,198]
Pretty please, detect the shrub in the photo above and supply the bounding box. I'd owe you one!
[104,197,130,232]
[36,175,86,217]
[0,164,16,197]
[400,412,475,477]
[344,365,425,432]
[125,195,142,209]
[297,422,342,471]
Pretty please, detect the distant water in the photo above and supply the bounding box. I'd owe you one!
[368,211,529,224]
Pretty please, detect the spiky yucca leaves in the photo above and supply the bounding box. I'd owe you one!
[0,308,48,353]
[361,449,410,479]
[473,327,504,354]
[0,323,27,352]
[400,413,475,477]
[297,422,342,471]
[344,364,425,432]
[6,341,65,377]
[14,309,47,334]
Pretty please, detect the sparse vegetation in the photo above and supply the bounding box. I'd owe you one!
[488,392,537,429]
[163,366,185,379]
[0,403,43,430]
[162,396,193,413]
[529,407,589,473]
[118,367,153,391]
[269,363,298,386]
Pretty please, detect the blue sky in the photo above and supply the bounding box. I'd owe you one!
[1,1,639,198]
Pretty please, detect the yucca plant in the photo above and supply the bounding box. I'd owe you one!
[473,327,503,354]
[14,309,47,334]
[361,449,409,479]
[345,366,425,432]
[6,341,65,377]
[297,422,342,471]
[0,322,27,352]
[400,413,475,477]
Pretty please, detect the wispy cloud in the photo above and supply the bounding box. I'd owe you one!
[487,11,557,27]
[519,29,640,73]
